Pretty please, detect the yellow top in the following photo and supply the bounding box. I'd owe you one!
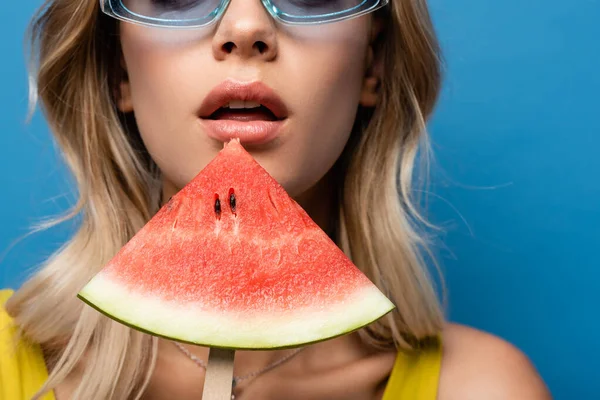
[0,289,441,399]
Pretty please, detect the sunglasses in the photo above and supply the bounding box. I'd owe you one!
[100,0,389,28]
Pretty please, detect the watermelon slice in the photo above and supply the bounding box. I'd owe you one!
[78,139,395,349]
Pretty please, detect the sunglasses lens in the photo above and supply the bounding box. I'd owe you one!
[267,0,379,23]
[119,0,223,24]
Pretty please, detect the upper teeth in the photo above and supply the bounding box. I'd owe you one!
[225,100,261,109]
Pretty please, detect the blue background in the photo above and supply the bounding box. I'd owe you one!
[1,1,598,398]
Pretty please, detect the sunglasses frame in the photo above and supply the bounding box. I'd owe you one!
[100,0,389,28]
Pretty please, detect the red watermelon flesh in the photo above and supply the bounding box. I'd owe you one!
[78,139,395,349]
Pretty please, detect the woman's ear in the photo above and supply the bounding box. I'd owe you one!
[360,18,384,108]
[116,59,134,113]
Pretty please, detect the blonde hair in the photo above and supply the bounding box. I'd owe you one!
[6,0,445,398]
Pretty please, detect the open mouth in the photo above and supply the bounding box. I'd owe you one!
[208,101,279,122]
[198,80,288,145]
[198,81,289,122]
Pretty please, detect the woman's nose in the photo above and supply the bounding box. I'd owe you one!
[212,0,278,62]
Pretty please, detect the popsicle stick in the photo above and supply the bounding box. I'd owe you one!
[202,348,235,400]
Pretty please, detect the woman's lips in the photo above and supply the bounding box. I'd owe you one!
[198,80,288,145]
[201,107,285,145]
[198,80,289,119]
[200,119,285,145]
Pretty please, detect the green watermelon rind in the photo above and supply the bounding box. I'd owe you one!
[78,272,395,350]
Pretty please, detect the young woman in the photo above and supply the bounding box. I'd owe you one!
[1,0,550,399]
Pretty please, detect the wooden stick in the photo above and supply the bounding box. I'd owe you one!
[202,348,235,400]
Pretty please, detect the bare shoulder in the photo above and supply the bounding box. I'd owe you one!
[438,323,552,400]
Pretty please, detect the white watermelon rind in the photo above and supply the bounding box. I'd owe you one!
[78,272,396,350]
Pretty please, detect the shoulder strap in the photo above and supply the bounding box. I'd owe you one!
[0,289,14,307]
[0,289,55,400]
[382,337,443,400]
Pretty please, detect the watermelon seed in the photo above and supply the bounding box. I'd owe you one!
[229,188,237,215]
[214,194,222,220]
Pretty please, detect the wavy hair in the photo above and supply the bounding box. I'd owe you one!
[6,0,445,398]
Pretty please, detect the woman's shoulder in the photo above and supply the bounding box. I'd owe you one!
[438,323,551,399]
[0,288,55,400]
